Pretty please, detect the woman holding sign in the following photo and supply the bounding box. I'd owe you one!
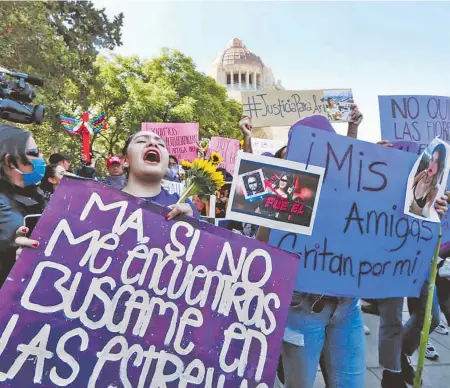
[11,130,201,282]
[241,111,367,388]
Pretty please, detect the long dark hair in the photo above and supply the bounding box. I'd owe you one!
[0,124,31,182]
[274,173,293,193]
[430,144,446,187]
[40,164,59,194]
[274,146,287,159]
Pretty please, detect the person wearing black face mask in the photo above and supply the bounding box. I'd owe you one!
[0,124,46,287]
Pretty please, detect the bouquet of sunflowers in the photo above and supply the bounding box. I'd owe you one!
[178,152,226,203]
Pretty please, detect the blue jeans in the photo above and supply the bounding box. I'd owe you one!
[281,293,366,388]
[403,282,440,356]
[377,297,404,371]
[377,281,441,371]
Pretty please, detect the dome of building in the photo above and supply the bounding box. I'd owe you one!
[213,38,264,67]
[210,37,283,100]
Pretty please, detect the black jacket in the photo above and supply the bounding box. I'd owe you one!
[0,180,46,287]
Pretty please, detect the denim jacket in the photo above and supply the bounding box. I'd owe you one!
[0,180,45,287]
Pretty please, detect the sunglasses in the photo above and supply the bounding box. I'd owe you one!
[280,178,288,182]
[26,148,40,158]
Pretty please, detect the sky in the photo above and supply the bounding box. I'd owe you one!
[94,0,450,142]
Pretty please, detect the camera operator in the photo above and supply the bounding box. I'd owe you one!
[0,124,46,288]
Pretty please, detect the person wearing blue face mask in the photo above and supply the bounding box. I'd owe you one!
[0,124,46,288]
[164,155,181,182]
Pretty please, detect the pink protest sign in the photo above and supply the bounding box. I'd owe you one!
[141,122,199,162]
[208,136,240,174]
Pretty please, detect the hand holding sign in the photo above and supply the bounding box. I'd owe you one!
[0,177,299,387]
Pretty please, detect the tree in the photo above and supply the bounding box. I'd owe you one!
[88,50,242,173]
[0,0,123,159]
[1,2,242,172]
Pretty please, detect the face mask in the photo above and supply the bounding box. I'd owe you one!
[15,158,46,186]
[165,166,179,181]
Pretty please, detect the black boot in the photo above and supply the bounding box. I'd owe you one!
[381,370,407,388]
[361,302,380,316]
[401,353,415,385]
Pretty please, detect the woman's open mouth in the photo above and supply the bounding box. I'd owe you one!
[143,149,161,164]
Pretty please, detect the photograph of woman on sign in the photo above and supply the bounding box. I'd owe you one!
[215,183,231,218]
[192,194,212,217]
[272,173,293,199]
[406,140,449,220]
[228,155,323,235]
[261,173,294,221]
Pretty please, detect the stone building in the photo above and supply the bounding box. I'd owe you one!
[210,38,283,99]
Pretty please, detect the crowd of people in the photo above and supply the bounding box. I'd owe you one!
[1,104,450,387]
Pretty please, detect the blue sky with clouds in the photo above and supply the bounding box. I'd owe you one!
[95,1,450,142]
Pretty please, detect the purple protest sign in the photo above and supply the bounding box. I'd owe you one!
[0,177,299,387]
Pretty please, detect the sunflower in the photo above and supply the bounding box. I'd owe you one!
[181,159,193,170]
[209,152,223,166]
[239,139,244,149]
[210,171,225,188]
[177,157,225,203]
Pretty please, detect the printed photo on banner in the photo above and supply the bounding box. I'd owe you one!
[323,89,354,122]
[216,220,258,239]
[405,137,450,222]
[215,183,231,218]
[192,194,215,217]
[241,169,266,200]
[227,152,324,235]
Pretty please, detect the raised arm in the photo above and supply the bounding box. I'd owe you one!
[239,116,253,154]
[346,104,363,139]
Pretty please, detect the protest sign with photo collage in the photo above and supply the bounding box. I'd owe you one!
[227,152,324,236]
[269,122,441,298]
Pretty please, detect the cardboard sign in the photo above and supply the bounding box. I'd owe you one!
[241,89,353,128]
[379,93,450,255]
[379,95,450,155]
[269,124,440,298]
[208,136,240,174]
[141,122,199,162]
[0,177,299,387]
[251,138,286,156]
[161,179,185,196]
[227,153,324,236]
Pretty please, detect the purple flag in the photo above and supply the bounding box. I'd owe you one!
[0,177,299,387]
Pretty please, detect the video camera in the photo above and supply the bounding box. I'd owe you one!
[0,66,45,125]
